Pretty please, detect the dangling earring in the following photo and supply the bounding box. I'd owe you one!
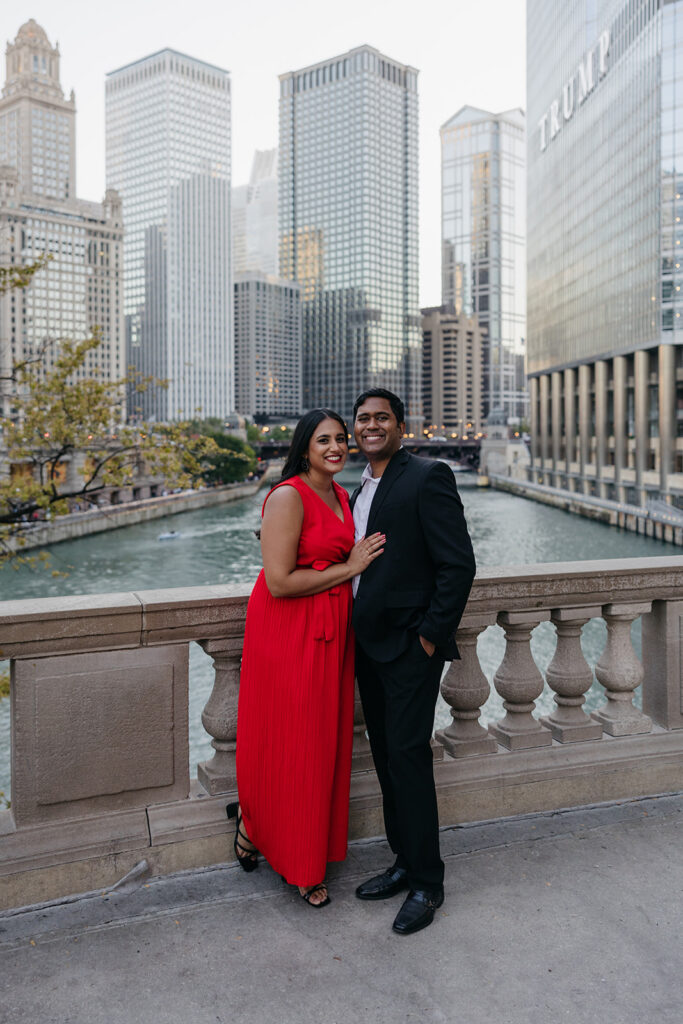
[301,456,309,471]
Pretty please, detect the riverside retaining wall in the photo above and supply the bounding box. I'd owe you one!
[489,474,683,546]
[9,466,281,553]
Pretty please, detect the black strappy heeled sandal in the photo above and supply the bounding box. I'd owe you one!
[297,882,330,908]
[226,802,259,873]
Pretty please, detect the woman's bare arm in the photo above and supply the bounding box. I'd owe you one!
[260,485,384,598]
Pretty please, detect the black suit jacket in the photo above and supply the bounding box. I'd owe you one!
[350,449,476,663]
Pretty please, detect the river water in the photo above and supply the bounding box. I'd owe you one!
[0,468,672,801]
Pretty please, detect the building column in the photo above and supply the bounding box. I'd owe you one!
[529,376,539,473]
[594,360,608,498]
[658,343,675,501]
[578,363,591,494]
[551,370,562,486]
[634,349,649,504]
[613,356,627,502]
[539,374,550,481]
[564,367,576,490]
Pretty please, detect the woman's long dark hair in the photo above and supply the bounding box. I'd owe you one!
[280,409,349,482]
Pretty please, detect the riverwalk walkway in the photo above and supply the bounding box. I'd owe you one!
[1,792,681,1024]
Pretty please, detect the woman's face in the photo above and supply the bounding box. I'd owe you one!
[305,417,348,476]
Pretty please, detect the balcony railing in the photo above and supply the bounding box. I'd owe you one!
[1,556,683,910]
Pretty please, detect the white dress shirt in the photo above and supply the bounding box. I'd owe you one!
[352,463,381,596]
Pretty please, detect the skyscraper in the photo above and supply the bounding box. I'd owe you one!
[421,304,484,437]
[105,49,232,422]
[279,45,421,427]
[527,0,682,506]
[234,272,301,419]
[440,106,526,421]
[232,149,278,277]
[0,20,124,417]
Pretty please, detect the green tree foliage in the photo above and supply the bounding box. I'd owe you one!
[0,334,219,566]
[190,419,257,484]
[246,421,262,443]
[247,421,292,442]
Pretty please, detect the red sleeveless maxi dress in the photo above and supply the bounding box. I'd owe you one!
[236,475,356,887]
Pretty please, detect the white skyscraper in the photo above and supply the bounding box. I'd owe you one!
[0,21,124,417]
[105,49,232,421]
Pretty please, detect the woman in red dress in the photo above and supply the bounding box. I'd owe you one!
[229,409,385,907]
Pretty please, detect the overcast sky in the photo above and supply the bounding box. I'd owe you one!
[1,0,526,307]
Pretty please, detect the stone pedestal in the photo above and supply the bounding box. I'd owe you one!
[642,599,683,729]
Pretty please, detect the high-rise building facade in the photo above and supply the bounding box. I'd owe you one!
[440,106,526,421]
[106,49,232,422]
[232,149,278,277]
[0,21,124,417]
[234,271,301,418]
[527,0,683,506]
[421,304,483,436]
[279,45,421,427]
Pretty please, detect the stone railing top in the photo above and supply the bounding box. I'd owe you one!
[1,557,682,659]
[468,556,683,614]
[0,584,249,659]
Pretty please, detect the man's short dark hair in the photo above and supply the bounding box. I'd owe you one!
[353,388,405,425]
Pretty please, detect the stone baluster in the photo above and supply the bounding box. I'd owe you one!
[541,607,604,742]
[436,613,498,757]
[489,610,552,749]
[351,677,375,772]
[592,602,653,736]
[197,637,243,794]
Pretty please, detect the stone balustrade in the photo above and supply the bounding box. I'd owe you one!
[1,556,683,910]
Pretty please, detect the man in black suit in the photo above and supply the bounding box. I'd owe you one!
[350,388,475,935]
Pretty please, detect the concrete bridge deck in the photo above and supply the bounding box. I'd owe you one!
[2,792,682,1024]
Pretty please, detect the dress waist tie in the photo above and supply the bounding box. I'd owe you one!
[303,559,340,642]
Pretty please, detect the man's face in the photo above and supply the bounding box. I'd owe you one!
[354,397,405,461]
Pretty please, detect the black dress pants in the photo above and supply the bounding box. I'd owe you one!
[355,634,445,892]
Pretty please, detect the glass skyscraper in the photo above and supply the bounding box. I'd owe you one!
[105,50,232,422]
[527,0,683,506]
[278,45,421,428]
[232,149,278,277]
[440,106,527,421]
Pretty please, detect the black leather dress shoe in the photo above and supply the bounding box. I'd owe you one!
[392,888,445,935]
[355,866,410,901]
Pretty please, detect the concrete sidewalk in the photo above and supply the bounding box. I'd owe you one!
[1,793,682,1024]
